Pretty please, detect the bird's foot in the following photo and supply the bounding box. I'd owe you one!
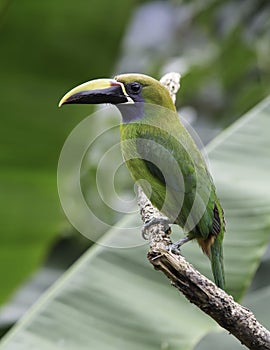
[166,236,192,255]
[142,217,171,240]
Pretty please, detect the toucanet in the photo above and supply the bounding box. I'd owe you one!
[59,73,226,289]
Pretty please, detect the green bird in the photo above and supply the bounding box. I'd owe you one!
[59,73,225,289]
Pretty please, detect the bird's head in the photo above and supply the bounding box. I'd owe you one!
[59,73,176,122]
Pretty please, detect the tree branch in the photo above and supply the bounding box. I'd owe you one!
[136,73,270,350]
[138,188,270,350]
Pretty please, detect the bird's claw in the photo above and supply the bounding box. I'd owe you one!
[165,243,182,255]
[166,236,191,255]
[142,217,171,240]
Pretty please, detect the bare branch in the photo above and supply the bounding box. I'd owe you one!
[137,188,270,350]
[159,72,181,104]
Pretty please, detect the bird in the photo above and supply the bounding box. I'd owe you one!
[59,73,225,289]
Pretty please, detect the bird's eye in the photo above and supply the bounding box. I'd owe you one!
[128,82,142,94]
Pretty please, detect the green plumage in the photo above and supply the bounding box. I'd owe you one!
[117,74,226,289]
[59,72,226,289]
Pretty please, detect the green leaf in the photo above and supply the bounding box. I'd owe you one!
[0,0,134,305]
[0,170,61,304]
[184,96,270,300]
[1,97,270,349]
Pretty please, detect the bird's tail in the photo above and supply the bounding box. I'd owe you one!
[210,234,225,290]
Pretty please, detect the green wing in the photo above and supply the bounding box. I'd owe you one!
[134,125,218,239]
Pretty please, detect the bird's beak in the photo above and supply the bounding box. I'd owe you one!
[58,79,132,107]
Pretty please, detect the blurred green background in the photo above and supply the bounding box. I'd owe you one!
[0,0,270,348]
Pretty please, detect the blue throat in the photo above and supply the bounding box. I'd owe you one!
[117,102,145,124]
